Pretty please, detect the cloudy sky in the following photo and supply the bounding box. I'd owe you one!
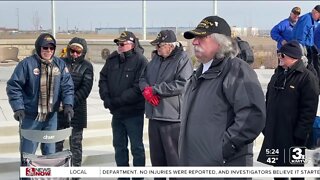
[0,1,319,31]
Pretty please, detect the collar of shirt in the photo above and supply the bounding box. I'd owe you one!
[202,59,213,74]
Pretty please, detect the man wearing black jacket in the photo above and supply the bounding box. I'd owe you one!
[56,37,94,170]
[99,31,147,174]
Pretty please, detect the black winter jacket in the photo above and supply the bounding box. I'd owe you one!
[99,49,148,118]
[58,37,94,129]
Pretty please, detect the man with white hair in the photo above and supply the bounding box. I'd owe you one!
[178,16,266,172]
[139,30,193,173]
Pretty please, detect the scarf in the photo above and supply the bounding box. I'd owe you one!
[35,59,56,121]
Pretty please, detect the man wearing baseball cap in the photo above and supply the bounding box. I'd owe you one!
[139,30,193,171]
[99,31,147,171]
[178,16,266,169]
[271,6,301,50]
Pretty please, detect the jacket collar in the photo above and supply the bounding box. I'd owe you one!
[277,59,305,74]
[195,58,228,79]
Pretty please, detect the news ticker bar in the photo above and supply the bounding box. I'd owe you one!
[20,166,320,178]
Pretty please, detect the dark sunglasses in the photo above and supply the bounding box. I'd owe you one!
[277,53,285,59]
[42,47,55,51]
[70,49,82,54]
[117,42,129,47]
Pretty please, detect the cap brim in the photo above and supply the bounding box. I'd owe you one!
[183,29,209,39]
[113,38,126,43]
[41,42,56,47]
[150,39,160,46]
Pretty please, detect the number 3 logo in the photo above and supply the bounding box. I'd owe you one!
[292,147,303,160]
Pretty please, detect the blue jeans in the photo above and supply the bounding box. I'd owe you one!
[112,114,145,167]
[21,113,57,155]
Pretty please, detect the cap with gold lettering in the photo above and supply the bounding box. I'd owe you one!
[184,16,231,39]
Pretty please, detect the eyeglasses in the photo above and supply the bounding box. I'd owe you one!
[117,42,132,47]
[156,43,167,48]
[42,47,55,51]
[70,49,82,54]
[277,53,285,59]
[273,70,288,90]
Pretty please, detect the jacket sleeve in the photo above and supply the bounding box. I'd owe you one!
[270,20,286,44]
[139,62,150,91]
[222,61,266,155]
[294,73,319,141]
[6,61,27,111]
[98,62,110,101]
[60,62,74,107]
[111,56,148,107]
[74,63,94,107]
[152,54,193,97]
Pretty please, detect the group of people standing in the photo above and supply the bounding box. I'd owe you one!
[5,5,320,180]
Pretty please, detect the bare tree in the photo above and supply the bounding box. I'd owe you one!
[32,11,40,31]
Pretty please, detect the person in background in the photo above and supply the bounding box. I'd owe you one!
[258,40,319,180]
[6,33,74,159]
[56,37,94,172]
[292,5,320,77]
[271,7,301,50]
[99,31,147,180]
[139,30,193,179]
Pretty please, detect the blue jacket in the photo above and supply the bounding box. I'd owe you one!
[314,25,320,50]
[292,12,318,47]
[270,18,295,50]
[6,54,74,118]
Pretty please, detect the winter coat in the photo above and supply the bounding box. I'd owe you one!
[58,37,94,129]
[292,12,319,47]
[6,55,74,120]
[139,45,193,122]
[257,60,319,166]
[270,18,295,50]
[178,57,266,166]
[99,49,148,118]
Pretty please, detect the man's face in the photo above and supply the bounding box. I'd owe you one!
[156,43,172,58]
[192,35,219,63]
[117,41,134,53]
[40,45,55,60]
[70,46,83,59]
[278,53,296,68]
[312,9,320,21]
[290,12,299,23]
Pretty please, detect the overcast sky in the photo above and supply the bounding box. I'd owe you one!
[0,1,319,31]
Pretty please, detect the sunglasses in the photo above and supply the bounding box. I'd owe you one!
[70,49,82,54]
[156,43,167,48]
[42,47,55,51]
[277,53,285,59]
[117,42,131,47]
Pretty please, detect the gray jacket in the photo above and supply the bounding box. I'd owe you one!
[139,45,193,122]
[178,57,266,166]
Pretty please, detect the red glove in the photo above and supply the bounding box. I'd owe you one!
[142,86,154,101]
[150,95,160,106]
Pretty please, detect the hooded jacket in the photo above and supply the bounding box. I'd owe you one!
[58,37,94,128]
[7,34,74,120]
[139,44,193,122]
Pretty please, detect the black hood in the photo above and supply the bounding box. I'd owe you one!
[34,33,56,59]
[67,37,88,62]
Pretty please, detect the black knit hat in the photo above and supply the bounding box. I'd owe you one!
[150,30,177,45]
[279,40,302,59]
[184,16,231,39]
[114,31,136,43]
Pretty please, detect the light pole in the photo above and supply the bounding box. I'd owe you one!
[213,0,218,15]
[16,8,20,31]
[51,0,56,38]
[142,0,146,40]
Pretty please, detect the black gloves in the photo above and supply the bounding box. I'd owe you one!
[14,110,25,121]
[63,105,74,120]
